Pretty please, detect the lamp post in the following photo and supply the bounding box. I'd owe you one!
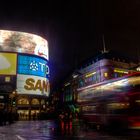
[9,90,17,113]
[8,90,18,123]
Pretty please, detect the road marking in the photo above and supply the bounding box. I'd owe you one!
[16,135,26,140]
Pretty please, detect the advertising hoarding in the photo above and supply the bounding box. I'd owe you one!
[17,54,49,79]
[17,74,50,96]
[0,30,49,60]
[0,52,17,75]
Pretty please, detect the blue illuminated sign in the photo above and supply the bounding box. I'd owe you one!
[18,54,49,78]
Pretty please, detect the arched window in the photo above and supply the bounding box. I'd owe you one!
[31,99,40,105]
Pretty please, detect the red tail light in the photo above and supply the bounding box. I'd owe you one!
[128,116,140,129]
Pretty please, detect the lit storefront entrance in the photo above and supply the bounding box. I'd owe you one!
[16,95,48,120]
[17,110,29,120]
[17,109,40,120]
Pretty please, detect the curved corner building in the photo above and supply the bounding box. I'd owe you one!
[0,30,50,120]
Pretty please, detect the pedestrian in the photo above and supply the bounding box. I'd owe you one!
[63,112,70,130]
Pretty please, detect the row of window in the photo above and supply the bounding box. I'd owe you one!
[17,98,46,105]
[63,70,129,102]
[78,72,128,88]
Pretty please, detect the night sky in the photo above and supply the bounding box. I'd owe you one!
[0,0,140,90]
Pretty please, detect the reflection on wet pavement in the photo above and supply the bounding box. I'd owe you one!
[0,120,139,140]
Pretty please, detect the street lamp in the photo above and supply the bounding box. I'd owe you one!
[9,90,18,111]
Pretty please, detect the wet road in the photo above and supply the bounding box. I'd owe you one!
[0,120,139,140]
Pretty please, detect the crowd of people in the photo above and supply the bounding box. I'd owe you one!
[57,111,79,133]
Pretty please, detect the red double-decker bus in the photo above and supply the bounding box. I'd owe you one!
[77,72,140,131]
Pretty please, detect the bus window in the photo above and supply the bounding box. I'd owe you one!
[82,105,96,113]
[107,102,129,114]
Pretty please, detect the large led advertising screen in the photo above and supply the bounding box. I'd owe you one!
[0,52,17,75]
[17,54,49,79]
[0,30,49,60]
[17,74,50,96]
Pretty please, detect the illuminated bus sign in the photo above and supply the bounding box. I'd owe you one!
[18,54,49,78]
[114,69,128,74]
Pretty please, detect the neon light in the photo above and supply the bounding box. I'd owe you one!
[85,72,96,78]
[104,72,108,77]
[114,69,128,74]
[64,82,70,86]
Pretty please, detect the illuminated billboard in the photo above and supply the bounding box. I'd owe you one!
[0,53,17,75]
[17,54,49,78]
[0,30,49,60]
[17,74,50,96]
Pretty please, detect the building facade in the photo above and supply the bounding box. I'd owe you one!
[61,52,138,114]
[0,30,50,120]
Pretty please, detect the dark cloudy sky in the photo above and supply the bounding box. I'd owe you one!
[0,0,140,89]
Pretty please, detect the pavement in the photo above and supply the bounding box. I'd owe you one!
[0,120,139,140]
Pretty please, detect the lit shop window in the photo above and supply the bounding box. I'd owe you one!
[5,76,10,82]
[114,69,128,78]
[17,98,29,105]
[41,99,45,105]
[31,99,39,105]
[104,72,108,78]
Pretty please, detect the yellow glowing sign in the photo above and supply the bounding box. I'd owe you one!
[114,69,128,74]
[85,72,96,78]
[0,53,17,75]
[104,72,108,77]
